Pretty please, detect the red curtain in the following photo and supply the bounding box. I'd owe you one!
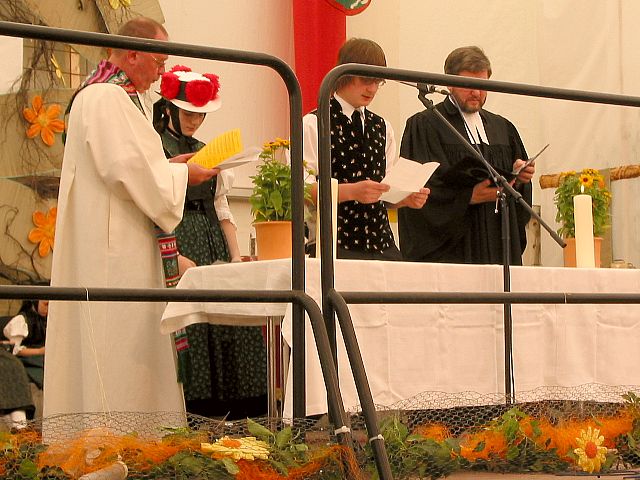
[292,0,346,114]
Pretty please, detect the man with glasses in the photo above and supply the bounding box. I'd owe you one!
[44,17,218,423]
[303,37,428,260]
[398,45,535,265]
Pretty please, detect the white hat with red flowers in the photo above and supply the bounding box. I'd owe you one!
[159,65,221,113]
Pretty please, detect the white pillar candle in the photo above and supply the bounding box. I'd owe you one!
[316,178,338,259]
[573,193,595,268]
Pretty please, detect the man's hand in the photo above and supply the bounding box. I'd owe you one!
[470,179,500,204]
[513,158,535,184]
[186,163,220,186]
[344,180,390,204]
[169,153,219,186]
[396,187,430,209]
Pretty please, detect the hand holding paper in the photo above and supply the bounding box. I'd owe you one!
[379,157,439,204]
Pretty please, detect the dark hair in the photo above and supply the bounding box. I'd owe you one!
[444,46,492,77]
[18,300,37,315]
[335,38,387,91]
[117,16,167,39]
[152,98,171,133]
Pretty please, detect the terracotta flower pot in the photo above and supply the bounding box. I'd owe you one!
[562,237,602,268]
[253,221,292,260]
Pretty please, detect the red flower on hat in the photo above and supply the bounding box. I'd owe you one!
[170,65,191,73]
[160,72,180,100]
[185,79,214,107]
[203,73,221,100]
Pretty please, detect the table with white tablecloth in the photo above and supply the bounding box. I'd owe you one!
[160,259,640,418]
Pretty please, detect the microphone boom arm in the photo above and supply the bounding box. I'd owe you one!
[415,91,564,249]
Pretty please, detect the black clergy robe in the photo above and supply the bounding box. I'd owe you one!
[398,97,532,265]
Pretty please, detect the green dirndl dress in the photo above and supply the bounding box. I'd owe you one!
[161,130,267,419]
[0,348,34,417]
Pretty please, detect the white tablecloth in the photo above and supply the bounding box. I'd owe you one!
[160,259,640,417]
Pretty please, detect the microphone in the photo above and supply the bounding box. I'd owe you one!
[417,83,449,96]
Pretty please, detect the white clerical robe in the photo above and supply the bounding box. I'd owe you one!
[44,83,188,425]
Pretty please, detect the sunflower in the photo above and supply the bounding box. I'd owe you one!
[23,95,65,147]
[28,207,57,257]
[574,426,608,473]
[578,173,593,188]
[201,436,269,461]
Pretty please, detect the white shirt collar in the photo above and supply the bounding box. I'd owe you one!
[448,96,489,145]
[138,91,153,121]
[461,110,489,145]
[334,93,364,121]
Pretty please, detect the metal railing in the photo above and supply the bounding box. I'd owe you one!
[315,62,640,480]
[0,20,309,423]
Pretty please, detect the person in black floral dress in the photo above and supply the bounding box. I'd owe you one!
[153,66,267,419]
[303,38,429,260]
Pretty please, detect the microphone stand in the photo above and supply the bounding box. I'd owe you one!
[415,87,565,404]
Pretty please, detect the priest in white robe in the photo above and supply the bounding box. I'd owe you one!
[44,17,218,429]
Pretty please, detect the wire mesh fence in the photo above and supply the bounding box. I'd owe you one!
[3,384,640,479]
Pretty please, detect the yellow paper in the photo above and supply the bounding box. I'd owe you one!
[188,129,243,168]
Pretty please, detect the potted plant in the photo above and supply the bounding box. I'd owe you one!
[554,168,612,266]
[249,138,311,259]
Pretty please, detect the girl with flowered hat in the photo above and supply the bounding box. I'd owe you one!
[153,66,267,419]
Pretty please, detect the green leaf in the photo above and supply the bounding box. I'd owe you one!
[275,426,292,449]
[246,418,274,441]
[18,459,38,479]
[270,459,289,475]
[221,457,240,475]
[473,440,486,452]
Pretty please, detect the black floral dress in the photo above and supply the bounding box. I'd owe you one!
[161,130,267,419]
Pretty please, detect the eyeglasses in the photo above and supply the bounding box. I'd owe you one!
[146,53,167,69]
[359,77,386,87]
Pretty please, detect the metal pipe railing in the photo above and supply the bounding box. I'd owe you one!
[315,63,640,479]
[0,285,353,446]
[316,63,640,364]
[0,19,312,415]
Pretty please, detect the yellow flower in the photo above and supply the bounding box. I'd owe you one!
[108,0,131,9]
[201,436,269,461]
[23,95,65,147]
[574,426,608,473]
[28,207,57,257]
[578,174,593,188]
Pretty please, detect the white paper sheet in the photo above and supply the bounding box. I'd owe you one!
[379,157,439,204]
[216,147,261,170]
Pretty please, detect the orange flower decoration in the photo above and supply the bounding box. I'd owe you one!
[28,207,57,257]
[413,423,451,442]
[459,429,507,461]
[23,95,65,146]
